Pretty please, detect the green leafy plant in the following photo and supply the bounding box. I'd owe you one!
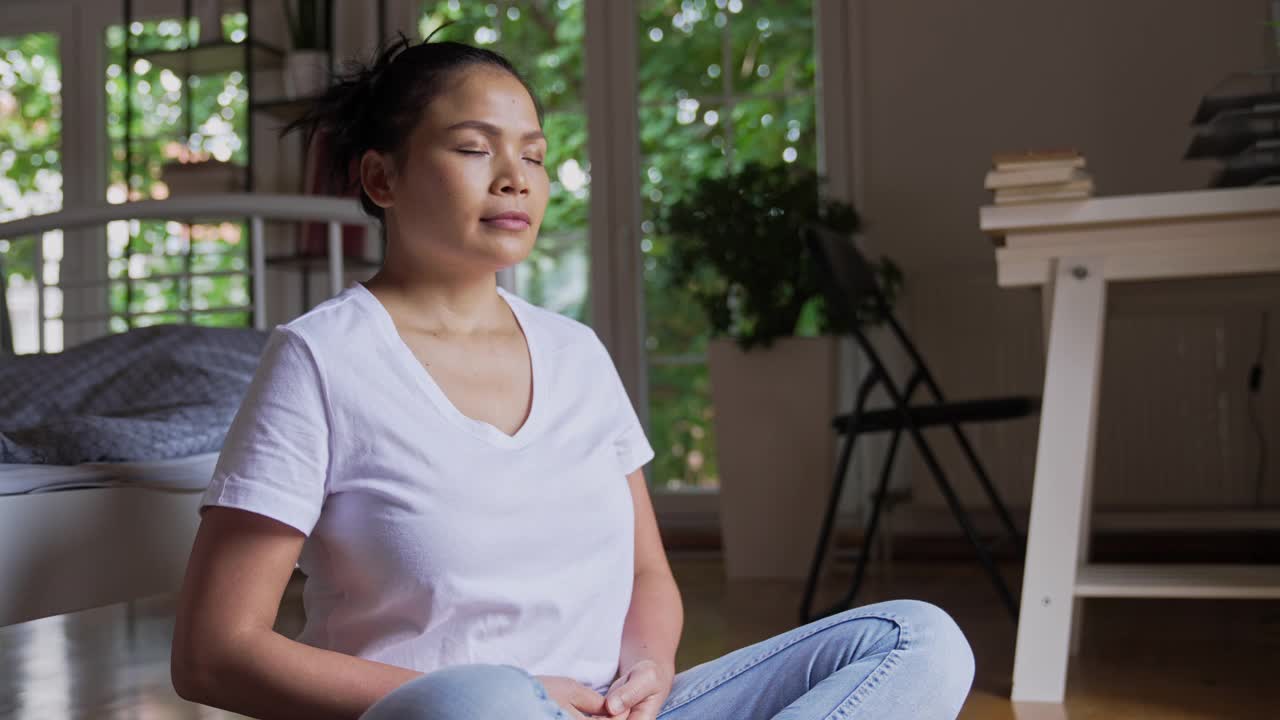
[282,0,330,51]
[659,162,902,351]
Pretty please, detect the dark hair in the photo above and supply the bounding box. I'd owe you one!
[283,33,542,221]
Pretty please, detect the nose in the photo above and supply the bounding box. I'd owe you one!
[491,150,529,197]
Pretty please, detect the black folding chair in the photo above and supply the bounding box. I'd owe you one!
[799,226,1036,624]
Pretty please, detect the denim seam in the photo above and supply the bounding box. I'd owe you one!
[658,609,909,716]
[826,614,912,720]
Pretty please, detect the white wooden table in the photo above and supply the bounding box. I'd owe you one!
[980,185,1280,705]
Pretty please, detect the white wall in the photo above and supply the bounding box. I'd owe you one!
[861,0,1270,270]
[844,0,1280,530]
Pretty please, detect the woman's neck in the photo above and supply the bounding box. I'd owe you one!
[362,266,509,335]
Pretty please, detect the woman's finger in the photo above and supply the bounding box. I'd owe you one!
[571,684,611,717]
[605,668,656,716]
[626,694,663,720]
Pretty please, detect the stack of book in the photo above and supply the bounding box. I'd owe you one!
[985,149,1094,205]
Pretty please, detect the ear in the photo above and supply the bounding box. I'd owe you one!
[359,149,396,209]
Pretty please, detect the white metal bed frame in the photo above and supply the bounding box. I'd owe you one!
[0,193,374,626]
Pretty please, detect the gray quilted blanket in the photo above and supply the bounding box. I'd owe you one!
[0,325,269,464]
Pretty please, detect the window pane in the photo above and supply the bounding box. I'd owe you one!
[104,14,250,330]
[639,0,817,491]
[190,249,247,274]
[193,310,250,327]
[730,94,817,170]
[640,99,727,362]
[126,278,180,315]
[190,272,249,309]
[0,31,63,354]
[725,0,815,97]
[531,109,589,319]
[640,100,730,204]
[133,312,182,328]
[646,361,717,489]
[637,3,724,105]
[421,1,590,322]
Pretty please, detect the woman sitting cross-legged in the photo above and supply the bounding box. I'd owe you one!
[169,35,975,720]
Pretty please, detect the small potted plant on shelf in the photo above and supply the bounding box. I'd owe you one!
[659,161,901,580]
[282,0,331,99]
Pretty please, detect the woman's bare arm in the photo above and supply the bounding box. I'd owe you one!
[171,507,421,720]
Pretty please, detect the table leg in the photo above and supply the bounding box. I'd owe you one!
[1043,278,1093,658]
[1012,256,1107,703]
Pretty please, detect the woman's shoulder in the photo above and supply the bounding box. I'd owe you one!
[289,283,373,330]
[272,285,378,360]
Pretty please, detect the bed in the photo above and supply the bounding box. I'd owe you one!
[0,463,212,625]
[0,193,375,626]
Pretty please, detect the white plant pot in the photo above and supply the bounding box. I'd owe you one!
[708,335,841,580]
[284,50,329,99]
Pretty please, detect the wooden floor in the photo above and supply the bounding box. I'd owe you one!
[2,556,1277,719]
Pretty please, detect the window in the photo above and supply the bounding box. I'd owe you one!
[638,0,818,490]
[3,4,831,506]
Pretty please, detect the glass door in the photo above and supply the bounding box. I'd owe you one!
[636,0,819,491]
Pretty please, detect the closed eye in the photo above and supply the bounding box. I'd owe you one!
[458,149,489,156]
[524,157,545,166]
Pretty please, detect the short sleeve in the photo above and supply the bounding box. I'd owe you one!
[593,334,655,476]
[201,327,330,535]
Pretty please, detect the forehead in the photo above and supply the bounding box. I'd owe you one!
[421,66,540,131]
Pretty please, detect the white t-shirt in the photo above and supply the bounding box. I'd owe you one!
[201,283,654,693]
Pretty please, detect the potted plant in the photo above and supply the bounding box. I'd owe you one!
[659,161,901,579]
[282,0,331,99]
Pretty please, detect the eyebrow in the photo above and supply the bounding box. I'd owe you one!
[445,120,545,142]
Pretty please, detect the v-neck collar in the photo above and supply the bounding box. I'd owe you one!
[352,282,542,450]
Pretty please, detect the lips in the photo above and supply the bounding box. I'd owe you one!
[482,211,531,231]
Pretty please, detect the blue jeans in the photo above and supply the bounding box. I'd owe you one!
[361,600,974,719]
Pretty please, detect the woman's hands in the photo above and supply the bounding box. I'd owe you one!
[535,675,629,719]
[603,659,673,720]
[536,661,672,720]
